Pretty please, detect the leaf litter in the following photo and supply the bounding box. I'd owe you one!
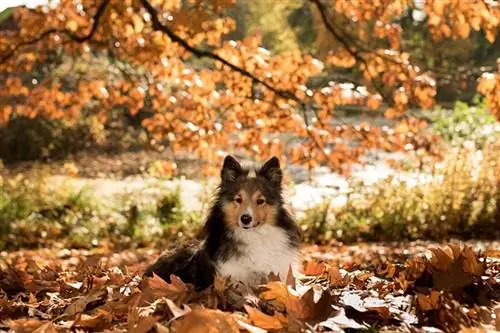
[0,240,499,332]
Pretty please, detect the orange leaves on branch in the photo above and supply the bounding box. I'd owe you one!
[425,0,500,42]
[0,0,494,173]
[477,63,500,121]
[326,50,356,68]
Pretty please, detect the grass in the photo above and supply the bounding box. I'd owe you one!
[0,173,202,250]
[300,139,500,243]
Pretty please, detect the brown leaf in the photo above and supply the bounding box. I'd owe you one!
[155,322,170,333]
[431,255,474,291]
[75,308,113,330]
[129,315,162,333]
[327,264,348,288]
[9,320,55,333]
[286,287,333,320]
[33,322,58,333]
[461,246,485,276]
[429,246,454,271]
[140,273,188,303]
[417,291,440,312]
[236,319,267,333]
[214,275,229,293]
[484,249,500,259]
[286,265,296,289]
[165,298,191,320]
[63,288,107,317]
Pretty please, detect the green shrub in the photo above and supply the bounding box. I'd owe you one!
[115,186,202,247]
[0,111,149,164]
[431,97,498,148]
[157,188,183,225]
[0,116,91,163]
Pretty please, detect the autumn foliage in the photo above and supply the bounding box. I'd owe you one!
[0,0,499,171]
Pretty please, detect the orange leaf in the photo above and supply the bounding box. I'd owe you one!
[141,273,188,300]
[304,261,325,276]
[172,309,239,333]
[244,305,285,330]
[259,281,289,307]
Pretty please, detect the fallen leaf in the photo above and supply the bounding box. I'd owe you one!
[129,315,161,333]
[326,264,348,288]
[304,261,325,276]
[236,319,267,333]
[462,246,485,276]
[165,298,191,320]
[286,265,296,289]
[172,309,239,333]
[259,281,289,307]
[75,308,113,330]
[9,320,55,333]
[140,273,188,303]
[244,305,285,330]
[63,288,107,317]
[33,322,58,333]
[429,246,454,271]
[317,308,367,330]
[417,291,441,312]
[286,287,333,320]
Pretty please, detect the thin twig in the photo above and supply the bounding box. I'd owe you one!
[140,0,332,163]
[0,0,109,64]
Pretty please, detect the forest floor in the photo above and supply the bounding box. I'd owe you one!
[1,147,499,332]
[1,240,499,332]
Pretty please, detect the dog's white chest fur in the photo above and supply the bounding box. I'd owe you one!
[216,224,300,285]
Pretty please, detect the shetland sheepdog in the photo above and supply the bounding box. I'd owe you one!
[144,155,301,290]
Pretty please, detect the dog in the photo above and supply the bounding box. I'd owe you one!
[144,155,301,290]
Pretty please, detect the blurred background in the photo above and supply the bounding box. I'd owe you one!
[0,0,499,250]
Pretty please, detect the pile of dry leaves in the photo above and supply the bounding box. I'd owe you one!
[1,241,499,332]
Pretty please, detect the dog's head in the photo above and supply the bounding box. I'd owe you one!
[218,155,283,229]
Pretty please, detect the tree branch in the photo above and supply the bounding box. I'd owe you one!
[139,0,304,104]
[2,0,334,166]
[310,0,394,100]
[310,0,405,66]
[140,0,336,163]
[0,0,109,64]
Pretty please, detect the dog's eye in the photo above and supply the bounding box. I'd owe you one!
[256,198,265,205]
[235,197,243,204]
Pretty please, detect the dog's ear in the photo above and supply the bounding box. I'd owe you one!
[258,156,282,187]
[221,155,244,183]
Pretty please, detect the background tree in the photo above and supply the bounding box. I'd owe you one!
[0,0,498,173]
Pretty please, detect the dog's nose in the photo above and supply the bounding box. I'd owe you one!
[240,214,253,225]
